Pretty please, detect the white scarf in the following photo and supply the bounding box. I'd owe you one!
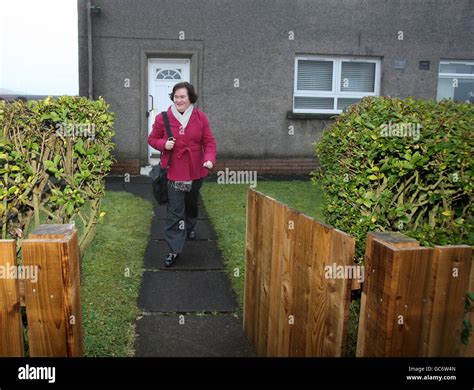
[171,103,194,131]
[169,103,194,190]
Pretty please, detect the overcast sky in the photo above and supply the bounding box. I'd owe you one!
[0,0,78,95]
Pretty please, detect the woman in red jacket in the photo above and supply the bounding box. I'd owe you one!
[148,82,217,267]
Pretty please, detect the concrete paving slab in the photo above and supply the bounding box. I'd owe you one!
[144,240,223,270]
[138,271,238,312]
[134,314,255,357]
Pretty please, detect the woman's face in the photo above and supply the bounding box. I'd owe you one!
[173,88,191,112]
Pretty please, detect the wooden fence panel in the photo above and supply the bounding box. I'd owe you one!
[0,240,24,357]
[357,231,472,357]
[244,189,355,357]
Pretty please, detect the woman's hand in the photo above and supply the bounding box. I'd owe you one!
[203,160,214,169]
[164,138,175,150]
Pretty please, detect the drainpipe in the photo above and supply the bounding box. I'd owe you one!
[87,0,93,99]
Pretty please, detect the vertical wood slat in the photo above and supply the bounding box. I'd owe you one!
[243,189,259,349]
[289,213,314,356]
[253,192,264,351]
[306,222,332,356]
[355,233,374,357]
[323,229,355,357]
[276,206,297,356]
[22,224,83,357]
[0,240,24,357]
[244,189,354,357]
[256,196,275,355]
[357,231,472,357]
[374,238,397,356]
[63,229,84,356]
[266,200,286,356]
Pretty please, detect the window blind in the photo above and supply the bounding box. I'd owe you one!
[297,60,333,91]
[340,62,375,92]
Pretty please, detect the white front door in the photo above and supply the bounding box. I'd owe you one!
[147,58,190,165]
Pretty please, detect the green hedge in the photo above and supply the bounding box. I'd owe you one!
[313,96,473,263]
[0,96,115,252]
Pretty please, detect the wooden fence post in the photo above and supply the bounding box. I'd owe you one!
[357,231,472,357]
[22,224,83,357]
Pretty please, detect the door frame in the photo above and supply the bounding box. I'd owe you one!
[140,48,202,167]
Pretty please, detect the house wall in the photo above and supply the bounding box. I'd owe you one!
[77,0,473,173]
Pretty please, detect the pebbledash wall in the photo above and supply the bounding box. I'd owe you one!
[77,0,473,175]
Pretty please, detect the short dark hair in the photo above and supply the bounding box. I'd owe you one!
[169,82,198,103]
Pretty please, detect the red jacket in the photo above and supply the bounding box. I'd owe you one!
[148,106,217,181]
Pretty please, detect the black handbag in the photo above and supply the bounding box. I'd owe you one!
[150,111,173,205]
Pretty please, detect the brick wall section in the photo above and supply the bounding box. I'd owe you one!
[111,159,141,175]
[111,158,317,175]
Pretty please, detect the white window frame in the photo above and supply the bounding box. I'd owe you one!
[437,60,474,102]
[293,55,381,114]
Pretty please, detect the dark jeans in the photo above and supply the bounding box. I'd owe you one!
[165,178,203,253]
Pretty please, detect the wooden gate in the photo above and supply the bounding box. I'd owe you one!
[243,189,355,356]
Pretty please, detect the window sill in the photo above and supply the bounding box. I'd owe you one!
[287,111,338,120]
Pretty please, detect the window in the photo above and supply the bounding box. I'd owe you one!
[436,60,474,103]
[293,56,381,114]
[156,68,182,80]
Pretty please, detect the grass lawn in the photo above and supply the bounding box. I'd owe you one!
[80,191,152,356]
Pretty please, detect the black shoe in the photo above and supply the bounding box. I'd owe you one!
[187,230,196,240]
[164,253,178,267]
